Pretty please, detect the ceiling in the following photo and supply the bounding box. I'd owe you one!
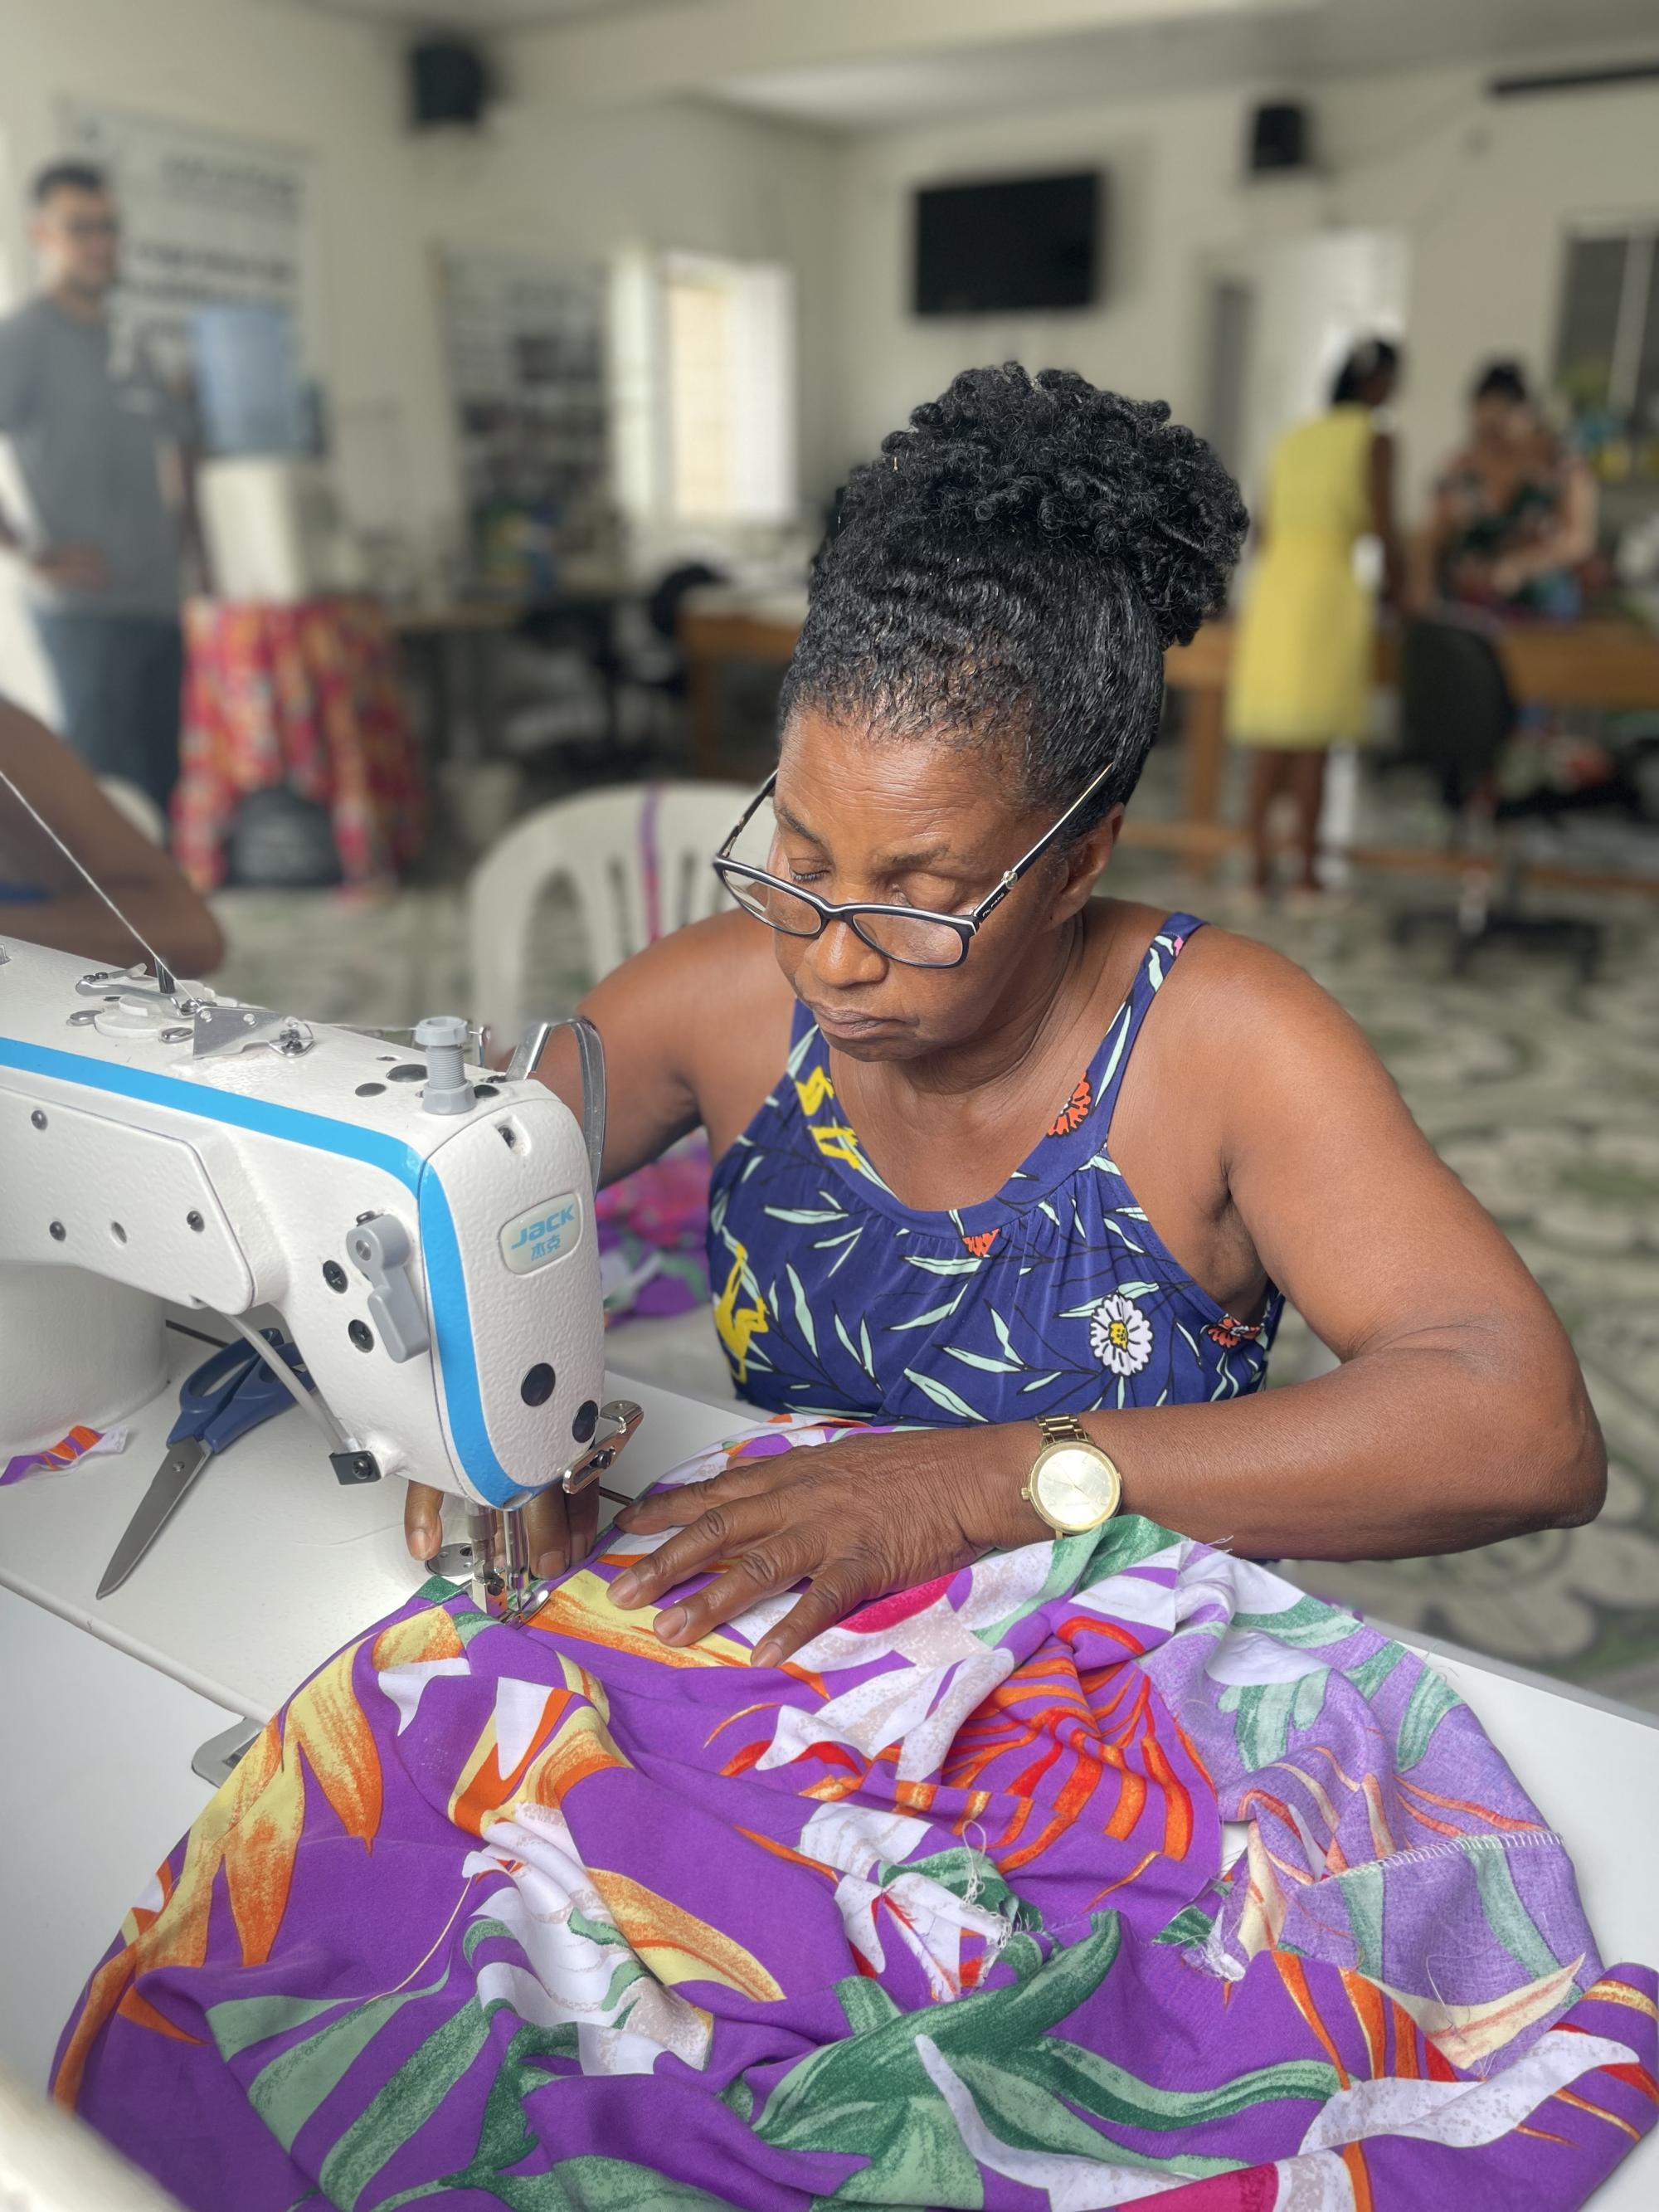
[712,0,1659,130]
[275,0,684,27]
[273,0,1659,125]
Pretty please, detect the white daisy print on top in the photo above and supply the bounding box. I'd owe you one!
[1088,1292,1152,1377]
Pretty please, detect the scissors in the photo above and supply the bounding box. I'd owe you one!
[97,1332,316,1599]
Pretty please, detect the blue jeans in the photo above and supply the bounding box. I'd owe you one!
[33,610,184,820]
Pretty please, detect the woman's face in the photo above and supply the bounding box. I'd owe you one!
[1473,392,1531,446]
[761,709,1110,1062]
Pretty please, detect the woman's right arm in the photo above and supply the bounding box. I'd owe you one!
[531,909,778,1186]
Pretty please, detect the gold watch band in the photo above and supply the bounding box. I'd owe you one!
[1034,1413,1091,1448]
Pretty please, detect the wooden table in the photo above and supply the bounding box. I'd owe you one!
[680,602,1659,892]
[392,577,635,767]
[1164,616,1659,892]
[680,599,805,776]
[388,600,527,767]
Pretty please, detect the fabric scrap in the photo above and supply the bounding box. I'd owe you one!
[2,1423,128,1487]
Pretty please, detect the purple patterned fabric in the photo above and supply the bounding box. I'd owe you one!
[56,1420,1657,2210]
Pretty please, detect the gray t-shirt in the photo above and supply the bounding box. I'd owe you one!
[0,296,183,616]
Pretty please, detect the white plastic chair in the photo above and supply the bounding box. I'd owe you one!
[468,780,752,1050]
[97,777,168,846]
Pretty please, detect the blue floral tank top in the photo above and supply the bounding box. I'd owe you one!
[706,913,1282,1424]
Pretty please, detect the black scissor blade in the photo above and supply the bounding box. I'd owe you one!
[95,1438,212,1599]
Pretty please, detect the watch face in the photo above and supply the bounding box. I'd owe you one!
[1034,1444,1117,1531]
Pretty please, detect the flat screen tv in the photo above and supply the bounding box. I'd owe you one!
[913,171,1102,316]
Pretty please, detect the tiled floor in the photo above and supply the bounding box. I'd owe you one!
[212,816,1659,1713]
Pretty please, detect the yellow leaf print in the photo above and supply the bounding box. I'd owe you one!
[1374,1955,1588,2068]
[220,1726,307,1969]
[793,1065,836,1115]
[287,1640,382,1848]
[529,1568,756,1671]
[510,1704,631,1820]
[371,1604,465,1672]
[714,1241,769,1381]
[809,1123,868,1172]
[586,1869,785,2001]
[54,1630,387,2107]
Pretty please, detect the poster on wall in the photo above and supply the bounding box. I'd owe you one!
[60,101,327,391]
[436,246,609,584]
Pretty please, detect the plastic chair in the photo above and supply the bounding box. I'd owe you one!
[97,777,168,846]
[468,779,751,1050]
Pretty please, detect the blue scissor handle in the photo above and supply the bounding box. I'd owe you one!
[167,1330,315,1457]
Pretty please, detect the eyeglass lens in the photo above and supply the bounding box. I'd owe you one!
[721,793,971,967]
[720,869,966,966]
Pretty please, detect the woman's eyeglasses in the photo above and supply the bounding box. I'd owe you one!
[711,761,1114,971]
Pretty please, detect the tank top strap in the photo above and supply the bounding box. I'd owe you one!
[1089,912,1206,1128]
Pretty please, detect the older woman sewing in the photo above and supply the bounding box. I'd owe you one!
[406,364,1603,1668]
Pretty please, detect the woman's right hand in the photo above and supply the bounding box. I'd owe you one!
[403,1478,600,1582]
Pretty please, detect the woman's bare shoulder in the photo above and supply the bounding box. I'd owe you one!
[639,907,789,1001]
[1170,914,1345,1004]
[1160,917,1391,1092]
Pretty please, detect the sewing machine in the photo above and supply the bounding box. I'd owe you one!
[0,933,639,1620]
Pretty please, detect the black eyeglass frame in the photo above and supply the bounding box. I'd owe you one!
[710,760,1115,970]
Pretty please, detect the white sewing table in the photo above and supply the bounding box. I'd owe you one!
[1,1326,1655,2208]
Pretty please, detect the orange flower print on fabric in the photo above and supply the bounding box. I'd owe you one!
[1047,1074,1092,1137]
[1204,1315,1265,1350]
[961,1229,999,1257]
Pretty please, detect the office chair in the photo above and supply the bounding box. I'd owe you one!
[1390,616,1603,985]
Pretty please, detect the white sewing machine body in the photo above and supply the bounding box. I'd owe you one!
[0,936,611,1513]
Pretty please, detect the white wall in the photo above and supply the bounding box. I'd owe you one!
[402,50,844,516]
[830,57,1659,516]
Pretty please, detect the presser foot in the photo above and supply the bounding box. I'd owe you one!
[433,1399,645,1624]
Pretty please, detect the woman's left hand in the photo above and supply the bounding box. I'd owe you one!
[607,1426,1038,1669]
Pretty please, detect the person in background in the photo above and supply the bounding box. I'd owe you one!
[0,162,193,821]
[1227,337,1403,907]
[1427,360,1597,619]
[0,694,222,974]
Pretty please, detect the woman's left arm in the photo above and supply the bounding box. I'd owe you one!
[614,948,1603,1666]
[1491,456,1598,594]
[1067,947,1605,1562]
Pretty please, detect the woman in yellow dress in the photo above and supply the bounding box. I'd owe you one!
[1228,339,1403,899]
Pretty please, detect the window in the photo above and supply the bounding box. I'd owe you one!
[1555,224,1659,431]
[611,250,795,529]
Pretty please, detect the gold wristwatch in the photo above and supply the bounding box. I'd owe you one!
[1021,1414,1124,1534]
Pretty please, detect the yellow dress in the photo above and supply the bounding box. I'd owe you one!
[1228,403,1376,750]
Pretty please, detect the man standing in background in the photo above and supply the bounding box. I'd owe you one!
[0,161,191,819]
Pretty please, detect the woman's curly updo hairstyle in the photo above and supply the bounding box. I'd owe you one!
[781,364,1248,832]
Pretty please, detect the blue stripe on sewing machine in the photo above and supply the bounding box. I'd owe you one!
[0,1035,526,1508]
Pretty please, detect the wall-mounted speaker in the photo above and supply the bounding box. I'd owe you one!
[1248,102,1310,175]
[409,38,494,130]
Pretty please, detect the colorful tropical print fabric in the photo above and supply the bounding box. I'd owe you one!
[57,1419,1656,2210]
[708,918,1284,1424]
